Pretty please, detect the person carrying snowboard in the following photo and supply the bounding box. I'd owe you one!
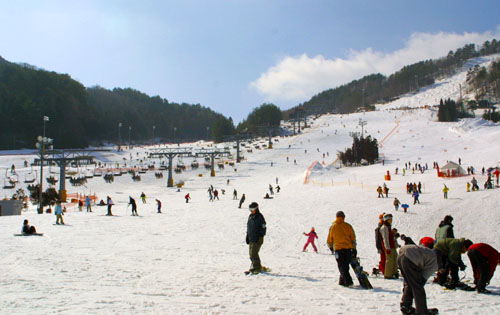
[246,202,267,274]
[467,242,500,293]
[303,228,318,253]
[129,196,138,216]
[398,244,439,315]
[327,211,356,287]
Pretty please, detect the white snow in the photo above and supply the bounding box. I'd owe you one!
[1,56,500,314]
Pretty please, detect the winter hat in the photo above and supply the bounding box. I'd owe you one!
[383,213,393,221]
[379,212,386,220]
[311,227,315,232]
[336,211,345,218]
[249,202,259,211]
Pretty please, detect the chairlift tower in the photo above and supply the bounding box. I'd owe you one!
[149,148,193,187]
[223,131,253,163]
[195,148,231,177]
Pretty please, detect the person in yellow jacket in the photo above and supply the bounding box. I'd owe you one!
[442,184,449,199]
[327,211,356,287]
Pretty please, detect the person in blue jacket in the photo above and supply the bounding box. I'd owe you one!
[246,202,267,274]
[55,201,64,225]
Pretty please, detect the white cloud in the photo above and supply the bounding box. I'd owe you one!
[250,27,500,103]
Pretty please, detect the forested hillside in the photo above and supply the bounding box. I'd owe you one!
[284,39,500,118]
[0,59,229,149]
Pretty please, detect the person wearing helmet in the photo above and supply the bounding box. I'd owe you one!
[245,202,267,274]
[303,227,318,253]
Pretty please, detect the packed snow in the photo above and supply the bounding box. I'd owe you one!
[0,56,499,314]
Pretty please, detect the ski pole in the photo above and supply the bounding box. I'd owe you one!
[295,234,303,247]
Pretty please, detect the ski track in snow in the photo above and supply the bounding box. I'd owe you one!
[0,55,500,314]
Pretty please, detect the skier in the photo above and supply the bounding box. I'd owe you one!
[155,199,162,213]
[22,219,37,235]
[129,196,138,216]
[85,195,92,212]
[213,189,219,200]
[412,190,420,204]
[433,238,473,288]
[233,189,238,200]
[442,184,449,199]
[106,196,114,216]
[393,198,401,211]
[245,202,267,274]
[302,228,318,253]
[398,244,439,315]
[185,193,191,203]
[269,184,274,195]
[140,192,146,204]
[435,215,454,241]
[239,193,246,208]
[377,186,384,198]
[380,213,398,279]
[467,242,500,293]
[208,187,213,201]
[327,211,356,287]
[383,183,389,198]
[276,185,280,193]
[55,201,64,225]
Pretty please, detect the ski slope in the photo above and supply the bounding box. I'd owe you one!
[0,56,499,314]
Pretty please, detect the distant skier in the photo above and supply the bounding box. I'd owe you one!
[213,189,219,200]
[129,196,138,216]
[54,201,64,225]
[106,196,114,216]
[442,184,449,199]
[383,183,389,198]
[239,193,246,208]
[208,187,213,201]
[412,190,420,204]
[185,193,191,203]
[85,195,92,212]
[269,184,274,195]
[233,189,238,200]
[303,228,318,253]
[377,186,384,198]
[393,198,401,211]
[78,199,83,212]
[276,185,280,193]
[155,199,162,213]
[140,192,146,204]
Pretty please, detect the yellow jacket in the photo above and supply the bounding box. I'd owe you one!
[326,217,356,250]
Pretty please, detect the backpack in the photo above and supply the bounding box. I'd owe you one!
[375,226,383,251]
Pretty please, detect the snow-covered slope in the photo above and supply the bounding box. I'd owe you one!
[0,58,500,314]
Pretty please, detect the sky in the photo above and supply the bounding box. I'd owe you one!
[1,0,500,123]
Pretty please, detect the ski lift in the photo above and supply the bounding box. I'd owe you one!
[24,166,37,183]
[49,163,58,175]
[3,178,15,189]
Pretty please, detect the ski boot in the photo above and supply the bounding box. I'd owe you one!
[425,308,439,315]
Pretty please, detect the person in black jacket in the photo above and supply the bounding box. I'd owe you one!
[246,202,266,274]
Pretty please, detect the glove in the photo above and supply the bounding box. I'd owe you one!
[245,235,249,245]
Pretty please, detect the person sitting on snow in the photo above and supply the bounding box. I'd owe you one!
[22,219,37,235]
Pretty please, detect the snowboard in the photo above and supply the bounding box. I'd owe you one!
[14,233,44,236]
[244,266,271,275]
[350,257,373,289]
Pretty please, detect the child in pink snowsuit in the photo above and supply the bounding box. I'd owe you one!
[303,228,318,252]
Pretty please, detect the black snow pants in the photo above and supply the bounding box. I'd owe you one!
[335,249,353,286]
[468,249,490,290]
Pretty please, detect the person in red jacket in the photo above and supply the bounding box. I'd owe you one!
[303,227,318,253]
[467,243,500,293]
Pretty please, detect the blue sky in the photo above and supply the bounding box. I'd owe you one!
[1,1,499,123]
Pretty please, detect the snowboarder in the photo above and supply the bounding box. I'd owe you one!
[239,193,246,208]
[435,215,454,241]
[185,193,191,203]
[22,219,37,235]
[393,198,401,211]
[327,211,356,287]
[303,228,318,253]
[398,244,439,315]
[380,213,398,279]
[55,201,64,225]
[467,242,500,293]
[106,196,114,216]
[155,199,162,213]
[246,202,267,274]
[442,184,449,199]
[129,196,138,216]
[433,238,473,288]
[140,192,146,204]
